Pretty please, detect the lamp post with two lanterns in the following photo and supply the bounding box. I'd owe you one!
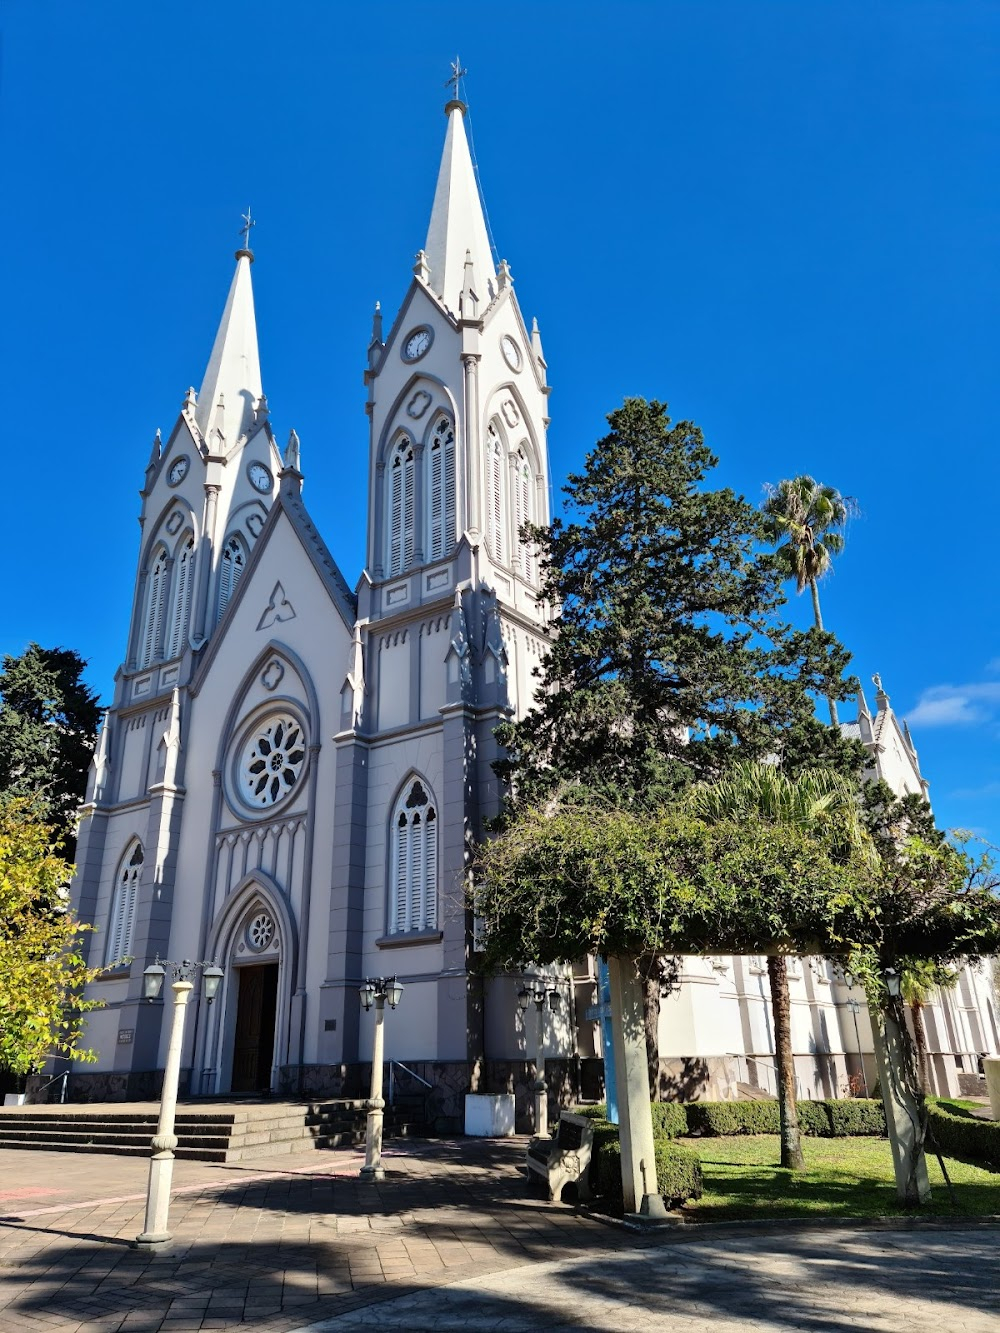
[517,982,560,1138]
[358,976,404,1180]
[133,958,223,1250]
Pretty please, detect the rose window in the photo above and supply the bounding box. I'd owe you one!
[246,911,276,951]
[239,714,306,809]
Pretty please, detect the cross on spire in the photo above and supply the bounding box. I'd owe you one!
[239,207,255,252]
[445,57,467,102]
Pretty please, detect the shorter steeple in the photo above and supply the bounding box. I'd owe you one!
[195,232,263,448]
[424,80,496,317]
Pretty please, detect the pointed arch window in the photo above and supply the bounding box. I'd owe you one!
[513,447,534,582]
[487,422,507,565]
[138,546,169,669]
[166,535,195,659]
[218,534,248,623]
[106,841,143,966]
[428,416,455,563]
[387,437,416,576]
[389,779,438,934]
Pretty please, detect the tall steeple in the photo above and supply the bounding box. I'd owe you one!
[423,93,495,317]
[195,233,262,446]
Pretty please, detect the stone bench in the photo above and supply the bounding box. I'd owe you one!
[525,1111,594,1202]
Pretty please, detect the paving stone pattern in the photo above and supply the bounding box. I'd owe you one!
[0,1138,997,1332]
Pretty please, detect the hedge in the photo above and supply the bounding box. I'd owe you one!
[592,1128,703,1213]
[577,1098,886,1138]
[926,1101,1000,1169]
[683,1099,885,1138]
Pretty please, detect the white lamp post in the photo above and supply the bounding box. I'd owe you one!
[134,958,223,1250]
[518,982,560,1138]
[358,976,403,1180]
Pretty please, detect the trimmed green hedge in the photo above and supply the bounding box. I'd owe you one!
[592,1129,703,1213]
[927,1101,1000,1168]
[576,1098,886,1139]
[683,1099,885,1138]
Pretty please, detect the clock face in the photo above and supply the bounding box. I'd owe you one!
[501,335,522,372]
[403,327,432,361]
[167,456,189,486]
[248,462,272,494]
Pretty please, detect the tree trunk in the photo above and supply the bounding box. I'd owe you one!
[767,955,804,1170]
[910,1001,929,1095]
[639,953,660,1100]
[809,579,839,728]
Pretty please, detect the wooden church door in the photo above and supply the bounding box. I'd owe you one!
[231,963,279,1093]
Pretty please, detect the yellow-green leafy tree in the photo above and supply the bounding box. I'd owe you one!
[0,797,103,1078]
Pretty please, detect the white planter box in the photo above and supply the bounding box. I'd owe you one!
[464,1093,515,1137]
[3,1094,26,1106]
[984,1057,1000,1121]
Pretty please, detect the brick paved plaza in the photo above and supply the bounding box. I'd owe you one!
[0,1138,997,1332]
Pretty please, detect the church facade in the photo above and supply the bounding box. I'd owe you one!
[68,96,998,1119]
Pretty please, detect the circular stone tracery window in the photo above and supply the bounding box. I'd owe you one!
[238,713,306,810]
[246,911,276,951]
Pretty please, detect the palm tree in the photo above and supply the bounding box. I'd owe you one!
[762,476,854,727]
[901,961,957,1095]
[689,762,867,1170]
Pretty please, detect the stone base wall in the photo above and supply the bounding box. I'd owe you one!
[25,1068,185,1104]
[651,1055,738,1103]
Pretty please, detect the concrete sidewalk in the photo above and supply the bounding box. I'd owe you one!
[0,1137,997,1332]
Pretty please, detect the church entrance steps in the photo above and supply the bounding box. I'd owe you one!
[735,1082,778,1101]
[0,1099,424,1162]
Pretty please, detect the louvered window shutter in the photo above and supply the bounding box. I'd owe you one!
[107,845,142,964]
[491,442,504,563]
[444,428,455,553]
[140,553,167,668]
[167,539,194,658]
[389,458,403,575]
[218,536,246,622]
[410,814,424,929]
[395,813,409,932]
[430,443,443,560]
[424,808,437,928]
[402,452,415,568]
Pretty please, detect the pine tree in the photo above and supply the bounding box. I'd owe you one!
[0,645,102,852]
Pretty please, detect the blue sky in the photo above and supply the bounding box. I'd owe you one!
[2,1,998,849]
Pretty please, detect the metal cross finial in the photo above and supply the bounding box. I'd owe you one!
[446,57,467,101]
[239,207,255,251]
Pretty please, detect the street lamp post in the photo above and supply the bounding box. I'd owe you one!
[358,976,404,1181]
[134,958,223,1250]
[847,998,869,1096]
[517,982,560,1138]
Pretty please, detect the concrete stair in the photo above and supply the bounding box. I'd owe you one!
[0,1099,424,1162]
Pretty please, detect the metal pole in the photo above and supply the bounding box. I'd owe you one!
[360,996,386,1180]
[532,997,547,1138]
[850,1001,869,1097]
[134,978,193,1249]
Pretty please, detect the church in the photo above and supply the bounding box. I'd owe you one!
[68,91,998,1121]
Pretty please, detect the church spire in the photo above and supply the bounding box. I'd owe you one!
[195,231,263,447]
[423,77,495,317]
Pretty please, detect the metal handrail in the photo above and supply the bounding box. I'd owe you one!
[388,1060,432,1107]
[32,1071,68,1104]
[728,1053,802,1101]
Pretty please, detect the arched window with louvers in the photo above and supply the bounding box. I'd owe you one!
[138,545,169,669]
[486,420,507,565]
[389,778,439,934]
[426,415,455,563]
[386,435,416,576]
[166,533,195,659]
[106,841,143,966]
[217,533,248,623]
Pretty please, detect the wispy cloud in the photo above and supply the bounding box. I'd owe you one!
[947,780,1000,802]
[906,681,1000,729]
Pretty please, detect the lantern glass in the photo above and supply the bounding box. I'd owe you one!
[143,963,165,1001]
[386,979,404,1009]
[203,965,224,1002]
[885,968,901,999]
[517,987,530,1011]
[547,990,561,1012]
[359,980,376,1011]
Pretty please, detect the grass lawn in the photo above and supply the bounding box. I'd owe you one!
[680,1134,1000,1220]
